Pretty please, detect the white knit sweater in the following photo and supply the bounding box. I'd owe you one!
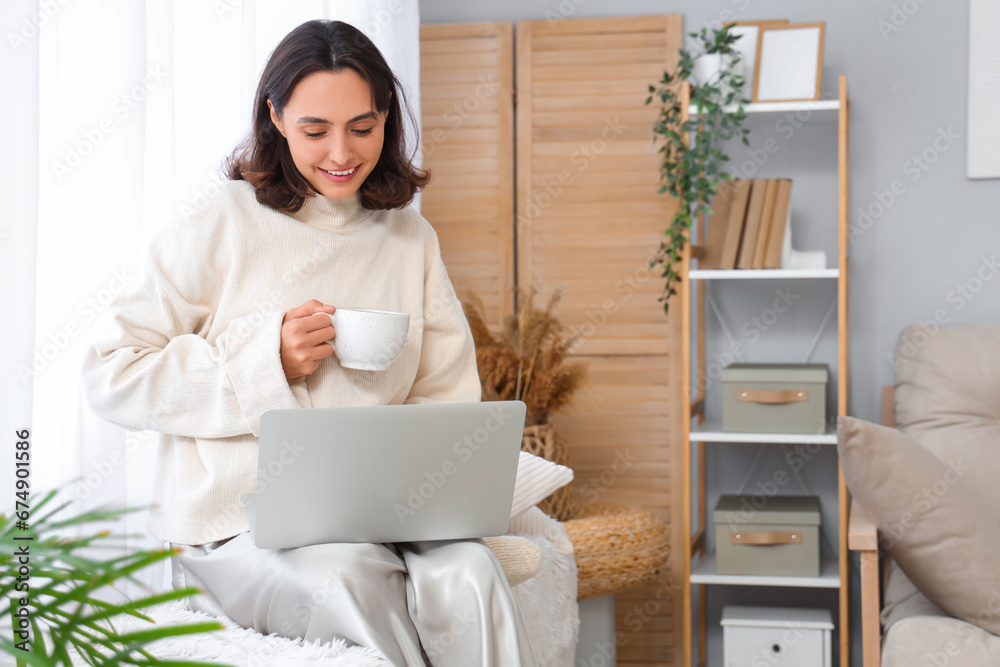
[82,180,481,545]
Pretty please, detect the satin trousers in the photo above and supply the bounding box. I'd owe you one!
[171,533,537,667]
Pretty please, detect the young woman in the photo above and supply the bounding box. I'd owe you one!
[82,19,535,667]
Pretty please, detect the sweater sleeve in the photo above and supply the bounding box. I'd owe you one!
[404,227,482,405]
[81,219,302,438]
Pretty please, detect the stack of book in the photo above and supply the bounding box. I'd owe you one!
[699,179,793,270]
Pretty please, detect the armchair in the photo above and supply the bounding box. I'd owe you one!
[843,324,1000,667]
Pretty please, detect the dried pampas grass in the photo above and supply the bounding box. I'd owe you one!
[460,285,589,417]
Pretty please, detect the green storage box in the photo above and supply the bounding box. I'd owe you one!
[721,363,829,434]
[713,495,821,576]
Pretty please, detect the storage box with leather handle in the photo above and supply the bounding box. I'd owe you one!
[721,363,829,434]
[713,494,821,576]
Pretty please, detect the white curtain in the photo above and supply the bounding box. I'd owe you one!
[3,0,421,595]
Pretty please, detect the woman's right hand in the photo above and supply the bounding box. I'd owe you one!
[280,300,337,381]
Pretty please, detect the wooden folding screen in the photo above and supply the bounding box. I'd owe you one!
[421,16,684,665]
[515,16,683,666]
[419,22,515,329]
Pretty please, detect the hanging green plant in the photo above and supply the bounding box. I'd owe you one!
[646,25,751,313]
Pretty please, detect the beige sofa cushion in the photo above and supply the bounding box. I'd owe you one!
[838,416,1000,635]
[893,323,1000,514]
[883,614,1000,667]
[892,323,1000,632]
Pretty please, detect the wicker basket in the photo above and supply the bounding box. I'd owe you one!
[562,501,670,600]
[521,415,574,521]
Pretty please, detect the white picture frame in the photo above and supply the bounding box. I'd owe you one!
[968,0,1000,179]
[753,23,826,103]
[726,20,789,102]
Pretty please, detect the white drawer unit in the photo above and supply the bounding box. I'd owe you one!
[722,606,833,667]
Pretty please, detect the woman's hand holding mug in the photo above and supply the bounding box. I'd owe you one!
[280,300,337,381]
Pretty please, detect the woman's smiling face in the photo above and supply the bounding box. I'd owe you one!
[268,69,387,200]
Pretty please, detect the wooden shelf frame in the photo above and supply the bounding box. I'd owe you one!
[679,75,851,667]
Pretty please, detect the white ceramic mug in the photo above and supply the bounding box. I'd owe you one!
[324,308,410,371]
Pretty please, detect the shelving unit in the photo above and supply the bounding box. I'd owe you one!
[679,76,850,667]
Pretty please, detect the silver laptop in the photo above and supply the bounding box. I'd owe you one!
[243,401,526,548]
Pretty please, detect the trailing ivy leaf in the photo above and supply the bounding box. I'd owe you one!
[645,23,749,313]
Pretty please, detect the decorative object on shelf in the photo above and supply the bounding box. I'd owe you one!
[753,22,826,103]
[460,285,589,520]
[692,51,744,102]
[562,502,670,599]
[713,495,821,576]
[722,606,833,667]
[725,20,789,98]
[0,489,221,665]
[780,214,828,270]
[721,363,829,434]
[646,24,751,313]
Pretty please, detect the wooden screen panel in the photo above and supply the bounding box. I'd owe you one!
[516,15,682,356]
[420,22,515,329]
[518,15,684,666]
[553,354,678,666]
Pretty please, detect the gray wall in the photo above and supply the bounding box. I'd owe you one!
[421,1,1000,665]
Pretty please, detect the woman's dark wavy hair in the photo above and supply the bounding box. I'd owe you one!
[226,20,429,212]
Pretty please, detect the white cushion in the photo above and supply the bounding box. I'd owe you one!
[511,451,573,520]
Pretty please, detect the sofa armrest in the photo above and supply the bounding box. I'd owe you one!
[849,500,881,667]
[849,499,878,551]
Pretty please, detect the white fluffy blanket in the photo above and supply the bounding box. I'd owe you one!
[67,509,578,666]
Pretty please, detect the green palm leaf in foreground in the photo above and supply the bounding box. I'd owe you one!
[1,489,228,666]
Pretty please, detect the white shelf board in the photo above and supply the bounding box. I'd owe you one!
[688,99,840,117]
[688,268,839,280]
[690,553,841,588]
[689,423,837,445]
